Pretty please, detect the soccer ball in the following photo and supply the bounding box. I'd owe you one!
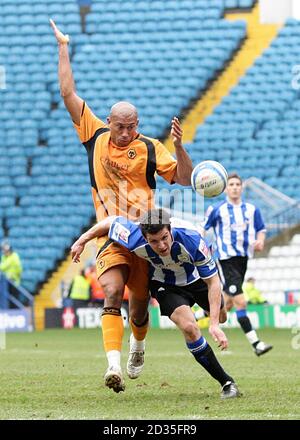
[191,160,228,198]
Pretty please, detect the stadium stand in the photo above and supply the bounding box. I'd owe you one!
[225,0,256,9]
[159,14,300,223]
[0,0,89,292]
[190,18,300,202]
[0,0,246,294]
[1,0,299,315]
[246,233,300,304]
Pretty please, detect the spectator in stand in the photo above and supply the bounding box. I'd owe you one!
[85,264,130,306]
[243,277,268,305]
[67,269,91,310]
[0,241,23,308]
[77,0,92,33]
[0,241,22,286]
[85,264,105,305]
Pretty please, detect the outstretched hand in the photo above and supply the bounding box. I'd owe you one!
[50,19,70,44]
[71,240,85,263]
[209,325,228,350]
[171,117,183,149]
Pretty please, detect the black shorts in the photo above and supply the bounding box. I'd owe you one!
[150,278,224,318]
[217,256,248,296]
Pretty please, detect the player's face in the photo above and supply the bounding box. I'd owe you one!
[107,114,139,147]
[226,178,243,200]
[146,227,173,257]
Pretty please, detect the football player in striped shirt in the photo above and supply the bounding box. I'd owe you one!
[204,173,273,356]
[71,209,240,399]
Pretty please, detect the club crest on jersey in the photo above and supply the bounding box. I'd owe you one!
[127,149,136,159]
[98,259,105,269]
[177,254,190,263]
[112,223,130,244]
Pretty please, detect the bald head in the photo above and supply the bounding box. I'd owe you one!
[109,101,138,119]
[107,101,139,147]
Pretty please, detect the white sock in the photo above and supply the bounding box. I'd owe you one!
[130,333,145,351]
[246,330,259,345]
[106,350,121,369]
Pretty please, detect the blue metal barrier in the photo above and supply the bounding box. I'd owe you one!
[0,273,9,309]
[0,275,35,330]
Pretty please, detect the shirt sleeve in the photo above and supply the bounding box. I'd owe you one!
[154,140,177,184]
[108,217,143,250]
[204,205,217,230]
[73,102,107,143]
[193,237,218,279]
[254,208,266,233]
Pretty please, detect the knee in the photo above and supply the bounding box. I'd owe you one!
[129,300,149,324]
[234,299,247,310]
[101,283,124,307]
[181,321,199,340]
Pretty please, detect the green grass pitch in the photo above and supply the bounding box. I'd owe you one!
[0,327,299,420]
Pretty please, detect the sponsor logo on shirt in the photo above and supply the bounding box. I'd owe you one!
[230,220,249,232]
[100,156,129,172]
[112,223,130,243]
[199,239,209,257]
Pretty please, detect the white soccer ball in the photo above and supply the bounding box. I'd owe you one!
[191,160,228,198]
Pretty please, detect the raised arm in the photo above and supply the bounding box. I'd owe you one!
[204,274,228,350]
[171,117,193,186]
[71,216,116,263]
[50,19,83,125]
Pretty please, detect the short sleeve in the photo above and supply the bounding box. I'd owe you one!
[155,141,177,184]
[197,259,217,279]
[254,208,266,233]
[194,237,217,278]
[73,102,107,143]
[108,217,144,250]
[204,205,217,230]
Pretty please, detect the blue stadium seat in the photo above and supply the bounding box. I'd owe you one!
[0,0,270,293]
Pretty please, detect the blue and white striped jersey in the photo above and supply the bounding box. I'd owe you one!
[204,199,266,260]
[109,217,217,286]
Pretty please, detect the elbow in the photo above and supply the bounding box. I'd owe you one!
[174,175,192,186]
[181,179,192,187]
[173,167,193,186]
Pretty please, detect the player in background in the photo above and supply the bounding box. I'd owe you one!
[71,209,241,399]
[204,173,273,356]
[50,20,193,392]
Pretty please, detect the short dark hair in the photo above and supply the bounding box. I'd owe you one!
[139,208,171,236]
[227,172,242,183]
